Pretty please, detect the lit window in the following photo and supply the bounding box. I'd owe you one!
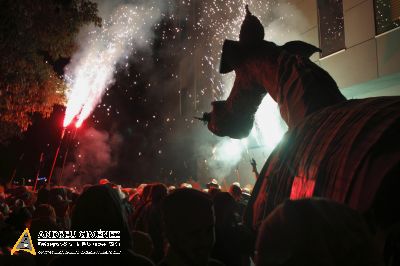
[317,0,345,57]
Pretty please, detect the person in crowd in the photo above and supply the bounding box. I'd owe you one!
[180,183,192,189]
[99,178,111,185]
[160,188,223,266]
[229,182,242,202]
[0,205,32,257]
[212,192,254,266]
[135,183,168,263]
[36,187,50,206]
[50,185,154,265]
[131,184,153,224]
[8,186,33,207]
[30,204,61,266]
[228,182,247,219]
[141,184,152,204]
[30,204,60,234]
[167,186,176,193]
[208,187,221,199]
[48,189,71,230]
[130,184,150,232]
[111,184,135,218]
[240,187,251,212]
[129,190,141,209]
[206,179,222,199]
[125,187,138,207]
[0,202,10,222]
[5,206,32,232]
[241,187,251,198]
[255,198,384,266]
[206,179,221,190]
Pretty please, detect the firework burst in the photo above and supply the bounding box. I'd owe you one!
[63,3,164,127]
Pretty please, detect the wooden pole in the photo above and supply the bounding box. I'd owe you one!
[47,128,66,188]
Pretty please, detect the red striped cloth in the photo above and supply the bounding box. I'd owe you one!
[249,96,400,230]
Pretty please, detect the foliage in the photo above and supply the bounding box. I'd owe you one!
[0,0,101,142]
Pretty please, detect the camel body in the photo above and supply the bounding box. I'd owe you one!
[247,96,400,230]
[205,40,400,231]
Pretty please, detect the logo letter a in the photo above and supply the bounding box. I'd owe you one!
[11,228,36,255]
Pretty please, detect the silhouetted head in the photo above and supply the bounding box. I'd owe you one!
[34,204,57,223]
[149,183,168,204]
[255,199,383,266]
[229,183,242,201]
[141,184,152,202]
[163,189,215,266]
[6,206,32,231]
[213,192,237,228]
[71,185,133,250]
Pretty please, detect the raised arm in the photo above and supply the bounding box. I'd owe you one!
[250,158,259,180]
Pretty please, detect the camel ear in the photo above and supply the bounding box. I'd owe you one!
[219,40,244,74]
[282,41,322,58]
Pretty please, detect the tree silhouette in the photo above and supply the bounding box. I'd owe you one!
[0,0,101,142]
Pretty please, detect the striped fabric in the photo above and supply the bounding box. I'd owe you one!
[248,97,400,230]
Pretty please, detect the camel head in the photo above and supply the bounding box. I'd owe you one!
[201,6,321,138]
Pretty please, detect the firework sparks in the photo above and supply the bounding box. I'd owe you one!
[63,3,165,127]
[60,0,307,180]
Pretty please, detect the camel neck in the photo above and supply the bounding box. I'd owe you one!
[263,52,346,128]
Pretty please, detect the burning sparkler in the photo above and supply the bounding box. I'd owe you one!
[63,3,164,128]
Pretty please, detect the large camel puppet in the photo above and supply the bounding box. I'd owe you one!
[202,6,400,242]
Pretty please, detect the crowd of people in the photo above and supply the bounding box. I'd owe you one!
[0,176,390,266]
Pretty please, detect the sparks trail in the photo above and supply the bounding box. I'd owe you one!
[63,3,164,128]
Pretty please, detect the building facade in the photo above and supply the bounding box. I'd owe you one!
[290,0,400,98]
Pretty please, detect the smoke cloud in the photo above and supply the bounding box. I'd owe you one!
[63,127,122,187]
